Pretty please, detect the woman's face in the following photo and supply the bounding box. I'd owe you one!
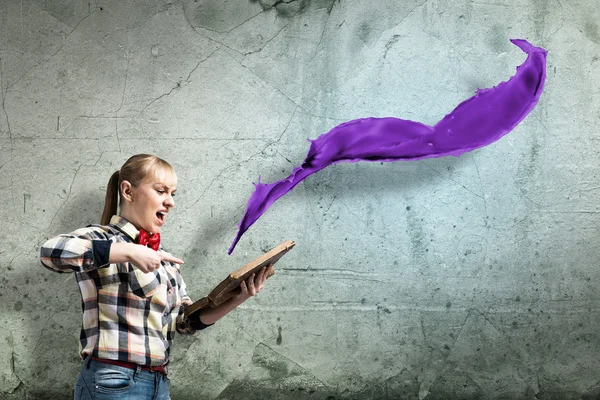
[122,169,177,234]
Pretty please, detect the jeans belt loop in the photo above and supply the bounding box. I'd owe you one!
[133,364,141,382]
[85,354,93,369]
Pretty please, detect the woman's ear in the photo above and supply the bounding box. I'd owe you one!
[120,180,134,203]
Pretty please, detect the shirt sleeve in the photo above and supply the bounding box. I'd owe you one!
[176,273,213,334]
[40,226,112,273]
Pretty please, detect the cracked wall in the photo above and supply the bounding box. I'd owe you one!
[1,0,600,399]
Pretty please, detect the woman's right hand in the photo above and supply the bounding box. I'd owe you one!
[128,244,184,273]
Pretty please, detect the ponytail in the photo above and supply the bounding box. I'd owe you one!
[101,170,120,225]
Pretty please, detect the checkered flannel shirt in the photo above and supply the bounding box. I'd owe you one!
[39,215,210,366]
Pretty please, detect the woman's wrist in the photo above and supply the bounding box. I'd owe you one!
[231,293,248,306]
[108,242,135,264]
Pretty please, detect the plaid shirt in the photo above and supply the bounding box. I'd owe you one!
[40,216,209,366]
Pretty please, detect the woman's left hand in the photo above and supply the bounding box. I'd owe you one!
[237,264,273,302]
[197,264,275,325]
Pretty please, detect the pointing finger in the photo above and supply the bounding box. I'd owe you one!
[162,254,184,264]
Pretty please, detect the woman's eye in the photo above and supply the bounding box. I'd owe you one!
[157,190,165,194]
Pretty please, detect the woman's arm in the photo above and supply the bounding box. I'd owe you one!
[40,227,113,273]
[110,243,183,273]
[40,230,183,274]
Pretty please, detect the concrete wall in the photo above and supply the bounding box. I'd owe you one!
[1,0,599,398]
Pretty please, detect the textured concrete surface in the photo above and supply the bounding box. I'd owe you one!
[1,0,600,399]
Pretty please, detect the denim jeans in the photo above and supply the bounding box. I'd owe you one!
[74,357,170,400]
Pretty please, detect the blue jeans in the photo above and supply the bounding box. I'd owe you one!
[74,357,170,400]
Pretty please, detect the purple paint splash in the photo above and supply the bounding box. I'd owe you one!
[229,39,547,254]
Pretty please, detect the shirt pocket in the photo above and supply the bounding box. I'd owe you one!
[96,262,161,299]
[128,265,161,298]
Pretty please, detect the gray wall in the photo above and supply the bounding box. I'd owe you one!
[1,0,599,399]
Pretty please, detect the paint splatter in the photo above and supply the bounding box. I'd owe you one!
[228,39,547,254]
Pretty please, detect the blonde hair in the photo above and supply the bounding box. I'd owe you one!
[100,154,175,225]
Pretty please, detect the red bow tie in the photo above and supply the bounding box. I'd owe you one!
[137,229,160,251]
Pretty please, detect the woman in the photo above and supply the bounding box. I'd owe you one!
[40,154,271,399]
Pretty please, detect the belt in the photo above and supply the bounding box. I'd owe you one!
[90,356,168,375]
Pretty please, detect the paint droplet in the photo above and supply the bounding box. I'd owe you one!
[14,301,23,312]
[276,327,282,345]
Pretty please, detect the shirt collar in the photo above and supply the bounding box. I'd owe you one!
[109,215,140,241]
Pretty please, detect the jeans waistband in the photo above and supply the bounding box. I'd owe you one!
[88,356,168,375]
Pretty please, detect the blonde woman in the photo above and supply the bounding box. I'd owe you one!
[40,154,271,400]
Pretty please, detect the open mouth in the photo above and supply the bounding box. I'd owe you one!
[156,211,166,223]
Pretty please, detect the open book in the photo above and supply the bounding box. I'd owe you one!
[184,240,296,318]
